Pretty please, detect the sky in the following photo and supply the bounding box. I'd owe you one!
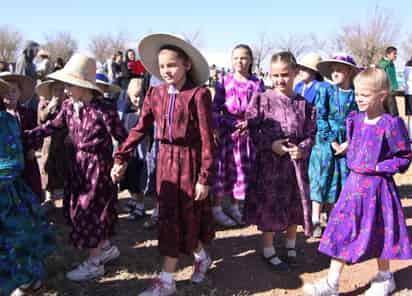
[2,0,410,69]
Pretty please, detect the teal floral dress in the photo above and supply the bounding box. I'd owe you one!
[0,111,54,296]
[309,84,358,204]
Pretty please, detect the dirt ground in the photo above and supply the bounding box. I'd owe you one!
[36,191,412,296]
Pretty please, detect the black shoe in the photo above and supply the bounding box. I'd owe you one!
[262,255,290,272]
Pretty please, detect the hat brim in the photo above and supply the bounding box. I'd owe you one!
[35,80,64,98]
[138,33,210,86]
[48,70,103,95]
[0,79,10,94]
[0,73,35,100]
[96,80,122,94]
[317,60,359,81]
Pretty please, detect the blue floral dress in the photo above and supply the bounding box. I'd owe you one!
[309,84,357,204]
[0,111,54,296]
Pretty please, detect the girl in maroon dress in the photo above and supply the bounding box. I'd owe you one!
[112,33,215,296]
[25,54,127,282]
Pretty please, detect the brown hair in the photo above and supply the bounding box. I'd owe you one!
[271,51,298,69]
[159,45,190,63]
[232,44,254,75]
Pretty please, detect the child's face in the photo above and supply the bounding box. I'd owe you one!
[299,68,314,83]
[355,86,385,113]
[67,85,87,101]
[128,85,143,108]
[158,49,190,86]
[231,48,251,75]
[127,51,135,61]
[331,64,351,85]
[271,61,297,94]
[51,83,65,99]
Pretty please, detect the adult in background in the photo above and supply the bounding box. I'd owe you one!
[111,51,123,86]
[120,49,145,89]
[15,40,40,81]
[378,46,399,115]
[404,57,412,136]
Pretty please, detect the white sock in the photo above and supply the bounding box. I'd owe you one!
[327,270,341,288]
[159,271,174,284]
[378,270,392,280]
[312,212,320,225]
[285,239,296,249]
[152,206,159,218]
[263,246,276,258]
[194,248,207,261]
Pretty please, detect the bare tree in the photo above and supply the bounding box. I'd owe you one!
[274,33,310,58]
[251,31,274,72]
[44,32,78,63]
[0,25,23,62]
[88,32,129,64]
[336,5,400,67]
[181,29,204,48]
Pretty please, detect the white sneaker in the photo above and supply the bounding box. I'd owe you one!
[213,209,236,227]
[98,245,120,264]
[66,260,104,281]
[227,206,245,225]
[10,281,42,296]
[303,278,339,296]
[365,273,396,296]
[191,255,212,283]
[138,278,176,296]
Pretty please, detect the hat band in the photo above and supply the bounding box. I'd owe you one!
[333,55,356,66]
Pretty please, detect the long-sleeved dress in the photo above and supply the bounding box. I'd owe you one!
[25,98,127,249]
[0,111,54,296]
[244,90,316,235]
[213,73,264,200]
[319,112,412,263]
[309,84,357,204]
[37,97,70,192]
[114,81,215,258]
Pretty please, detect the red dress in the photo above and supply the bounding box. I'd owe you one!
[115,81,215,257]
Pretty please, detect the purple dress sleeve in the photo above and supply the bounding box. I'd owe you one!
[102,107,128,144]
[298,103,317,158]
[212,77,237,131]
[376,117,412,174]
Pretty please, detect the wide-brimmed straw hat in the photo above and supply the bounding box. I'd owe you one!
[0,78,10,94]
[317,53,359,80]
[38,49,50,57]
[36,79,64,98]
[298,53,323,80]
[96,72,121,94]
[47,53,103,95]
[138,33,210,86]
[0,72,35,100]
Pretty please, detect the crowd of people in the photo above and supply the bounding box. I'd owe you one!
[0,33,412,296]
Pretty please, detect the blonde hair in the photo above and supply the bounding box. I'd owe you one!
[354,67,391,111]
[353,67,390,93]
[127,78,144,96]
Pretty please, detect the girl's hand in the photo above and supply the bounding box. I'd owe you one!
[272,139,289,156]
[194,183,210,201]
[334,141,348,156]
[111,163,128,183]
[331,141,340,152]
[47,96,60,113]
[285,143,304,160]
[235,120,248,132]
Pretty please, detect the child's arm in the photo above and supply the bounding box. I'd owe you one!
[376,117,412,174]
[102,107,128,144]
[298,103,317,158]
[315,86,337,143]
[195,88,214,186]
[114,89,154,165]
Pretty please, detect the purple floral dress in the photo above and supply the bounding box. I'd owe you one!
[213,73,264,200]
[319,112,412,263]
[244,90,316,235]
[25,98,127,249]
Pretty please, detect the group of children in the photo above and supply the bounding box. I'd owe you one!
[0,32,411,296]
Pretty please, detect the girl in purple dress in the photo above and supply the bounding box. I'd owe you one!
[25,54,127,282]
[304,68,412,296]
[212,44,264,226]
[245,51,316,271]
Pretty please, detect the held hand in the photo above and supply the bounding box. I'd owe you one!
[331,141,340,152]
[110,163,128,183]
[334,141,349,156]
[235,120,248,132]
[285,143,304,160]
[194,183,210,201]
[271,139,289,156]
[47,96,60,112]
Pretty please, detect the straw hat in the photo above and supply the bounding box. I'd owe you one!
[0,72,35,100]
[0,78,10,94]
[48,53,103,95]
[138,33,209,86]
[36,80,64,98]
[96,72,121,94]
[317,53,359,80]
